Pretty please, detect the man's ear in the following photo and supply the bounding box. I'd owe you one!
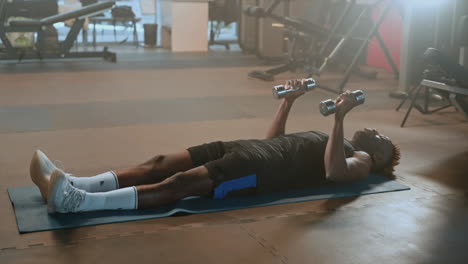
[372,152,385,167]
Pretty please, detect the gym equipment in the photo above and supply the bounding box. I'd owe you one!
[397,11,468,127]
[397,47,468,127]
[3,0,57,19]
[320,90,365,116]
[244,0,400,94]
[322,0,400,94]
[423,48,468,87]
[0,0,117,62]
[245,1,328,82]
[272,78,316,99]
[8,173,408,233]
[396,0,468,97]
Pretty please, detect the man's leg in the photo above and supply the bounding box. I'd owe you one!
[115,150,194,188]
[47,166,214,213]
[137,165,213,209]
[31,150,194,200]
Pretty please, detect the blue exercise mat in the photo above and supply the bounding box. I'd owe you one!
[8,174,409,233]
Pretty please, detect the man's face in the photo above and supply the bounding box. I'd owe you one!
[352,128,392,163]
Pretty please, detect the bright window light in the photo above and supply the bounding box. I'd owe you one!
[409,0,446,7]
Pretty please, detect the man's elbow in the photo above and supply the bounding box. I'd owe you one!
[326,168,356,183]
[325,171,345,182]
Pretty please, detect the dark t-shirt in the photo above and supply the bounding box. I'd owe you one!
[222,131,355,193]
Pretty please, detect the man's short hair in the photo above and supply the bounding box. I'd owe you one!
[379,142,401,179]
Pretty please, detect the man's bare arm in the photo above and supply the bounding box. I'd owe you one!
[324,113,348,179]
[266,99,294,139]
[324,92,372,182]
[266,80,305,139]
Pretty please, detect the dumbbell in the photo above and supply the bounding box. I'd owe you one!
[272,78,316,99]
[319,90,365,116]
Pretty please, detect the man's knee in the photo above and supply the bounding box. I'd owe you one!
[142,152,194,175]
[164,169,213,197]
[160,172,190,198]
[141,154,167,173]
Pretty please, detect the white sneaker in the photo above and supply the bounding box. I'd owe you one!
[30,150,58,201]
[48,169,86,214]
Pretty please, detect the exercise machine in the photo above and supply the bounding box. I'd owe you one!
[397,7,468,127]
[244,0,328,81]
[397,47,468,127]
[0,0,116,62]
[244,0,400,94]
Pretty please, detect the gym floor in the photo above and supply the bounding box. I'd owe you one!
[1,47,467,264]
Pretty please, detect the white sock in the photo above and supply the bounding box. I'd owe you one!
[77,186,138,212]
[67,171,119,192]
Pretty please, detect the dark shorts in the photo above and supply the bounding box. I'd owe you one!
[187,141,259,199]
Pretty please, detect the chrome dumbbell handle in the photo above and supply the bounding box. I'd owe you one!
[272,78,316,99]
[319,90,365,116]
